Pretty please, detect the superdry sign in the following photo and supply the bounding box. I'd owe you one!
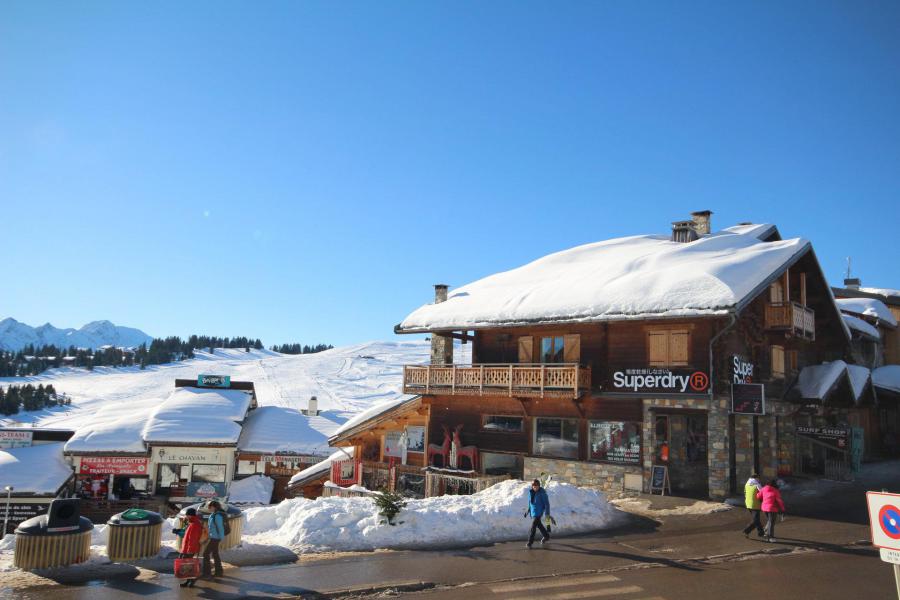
[611,368,709,394]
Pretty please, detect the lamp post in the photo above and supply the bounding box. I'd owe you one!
[3,486,13,538]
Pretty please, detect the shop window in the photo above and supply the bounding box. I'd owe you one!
[483,415,524,433]
[481,452,523,477]
[533,417,579,459]
[589,421,641,464]
[771,345,785,378]
[540,337,565,363]
[648,330,689,367]
[156,463,188,488]
[131,478,149,492]
[191,464,226,483]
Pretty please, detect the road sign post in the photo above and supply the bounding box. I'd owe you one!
[866,491,900,599]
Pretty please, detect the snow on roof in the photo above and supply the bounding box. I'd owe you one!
[842,314,881,340]
[873,365,900,395]
[398,225,809,331]
[330,395,418,439]
[64,398,155,454]
[721,223,778,240]
[142,387,253,445]
[0,442,73,495]
[836,298,897,327]
[860,287,900,299]
[288,447,355,487]
[237,406,344,455]
[793,361,853,402]
[846,364,871,401]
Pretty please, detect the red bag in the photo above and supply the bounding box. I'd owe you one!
[174,557,201,579]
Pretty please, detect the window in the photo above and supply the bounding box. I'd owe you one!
[237,460,257,475]
[788,350,799,373]
[191,464,226,483]
[589,421,641,464]
[769,281,784,304]
[482,452,523,476]
[647,330,689,367]
[540,336,565,363]
[483,415,524,433]
[533,417,579,459]
[155,463,187,488]
[771,345,785,378]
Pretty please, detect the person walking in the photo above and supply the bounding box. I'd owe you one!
[178,508,202,588]
[524,479,551,549]
[756,479,786,542]
[741,473,765,538]
[202,501,226,578]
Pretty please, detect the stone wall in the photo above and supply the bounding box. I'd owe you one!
[523,456,641,493]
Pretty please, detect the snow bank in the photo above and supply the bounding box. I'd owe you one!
[842,314,881,339]
[0,442,72,495]
[398,225,809,331]
[229,475,274,505]
[836,298,897,327]
[241,480,626,552]
[874,366,900,394]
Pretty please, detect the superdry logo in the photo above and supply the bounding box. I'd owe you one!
[612,368,709,393]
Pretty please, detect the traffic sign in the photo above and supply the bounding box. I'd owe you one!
[867,491,900,552]
[882,548,900,565]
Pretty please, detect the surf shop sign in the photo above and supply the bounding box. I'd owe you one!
[611,368,709,394]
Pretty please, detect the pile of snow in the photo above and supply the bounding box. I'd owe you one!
[836,298,898,327]
[238,406,340,455]
[874,366,900,394]
[241,480,626,552]
[229,475,275,505]
[0,442,73,495]
[142,387,254,444]
[842,314,881,339]
[0,317,152,352]
[398,225,809,331]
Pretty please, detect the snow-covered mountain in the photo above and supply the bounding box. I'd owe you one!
[0,318,153,351]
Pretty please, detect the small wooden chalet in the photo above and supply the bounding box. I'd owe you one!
[386,212,859,499]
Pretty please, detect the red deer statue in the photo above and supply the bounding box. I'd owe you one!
[427,425,452,467]
[452,424,479,471]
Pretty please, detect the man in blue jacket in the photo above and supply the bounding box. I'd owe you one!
[525,479,551,548]
[202,501,226,578]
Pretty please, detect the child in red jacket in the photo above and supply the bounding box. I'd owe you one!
[756,480,786,542]
[178,508,203,587]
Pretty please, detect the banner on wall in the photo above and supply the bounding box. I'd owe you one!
[79,456,149,475]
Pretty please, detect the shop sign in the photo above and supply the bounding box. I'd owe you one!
[197,374,231,388]
[259,455,317,464]
[796,426,849,450]
[611,368,709,394]
[154,446,230,463]
[186,482,227,500]
[731,383,765,415]
[0,430,33,449]
[3,499,52,534]
[79,456,149,475]
[732,356,754,383]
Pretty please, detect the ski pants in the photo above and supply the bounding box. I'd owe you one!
[743,509,764,536]
[529,516,550,545]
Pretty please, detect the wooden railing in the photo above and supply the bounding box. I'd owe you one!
[403,363,591,399]
[765,302,815,340]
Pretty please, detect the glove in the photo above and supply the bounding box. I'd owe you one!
[523,511,529,518]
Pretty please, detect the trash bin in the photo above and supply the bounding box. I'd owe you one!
[106,508,163,562]
[14,514,93,570]
[179,502,243,550]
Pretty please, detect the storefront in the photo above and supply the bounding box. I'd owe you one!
[70,455,152,501]
[148,445,236,502]
[0,442,74,534]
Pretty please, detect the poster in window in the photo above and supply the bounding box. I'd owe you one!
[406,426,425,453]
[589,421,641,464]
[384,431,403,457]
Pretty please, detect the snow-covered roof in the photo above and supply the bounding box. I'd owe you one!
[237,406,343,455]
[836,298,897,327]
[792,360,871,405]
[329,395,419,441]
[398,225,810,331]
[64,400,154,454]
[873,365,900,395]
[860,287,900,299]
[846,364,871,401]
[0,442,73,496]
[142,387,254,445]
[288,447,355,488]
[842,314,881,340]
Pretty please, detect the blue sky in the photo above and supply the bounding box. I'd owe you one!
[2,2,898,346]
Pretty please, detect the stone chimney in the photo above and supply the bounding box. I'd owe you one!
[690,210,713,235]
[430,284,453,365]
[844,277,861,290]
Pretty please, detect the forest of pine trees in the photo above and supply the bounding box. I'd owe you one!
[270,343,334,354]
[0,384,69,415]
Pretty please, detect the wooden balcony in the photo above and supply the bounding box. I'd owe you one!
[765,302,815,340]
[402,363,591,399]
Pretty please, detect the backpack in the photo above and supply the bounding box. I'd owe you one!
[211,511,231,537]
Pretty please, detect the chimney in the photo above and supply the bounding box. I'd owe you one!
[671,220,698,243]
[690,210,713,235]
[430,284,454,365]
[306,396,318,416]
[844,278,861,290]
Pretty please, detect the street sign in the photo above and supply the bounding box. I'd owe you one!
[882,548,900,565]
[867,491,900,551]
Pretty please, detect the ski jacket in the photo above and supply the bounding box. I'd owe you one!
[180,515,203,554]
[207,510,226,540]
[744,478,762,510]
[528,487,551,518]
[756,485,785,513]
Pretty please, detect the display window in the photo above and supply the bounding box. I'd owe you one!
[589,421,641,464]
[533,417,579,459]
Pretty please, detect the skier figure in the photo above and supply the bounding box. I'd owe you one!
[741,473,765,538]
[524,479,551,548]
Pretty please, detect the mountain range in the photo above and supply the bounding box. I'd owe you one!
[0,318,154,352]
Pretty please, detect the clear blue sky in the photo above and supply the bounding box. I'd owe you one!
[2,2,898,346]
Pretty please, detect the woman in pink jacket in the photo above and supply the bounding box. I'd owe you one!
[756,480,786,542]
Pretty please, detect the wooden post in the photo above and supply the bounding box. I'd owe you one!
[479,364,484,396]
[800,272,807,307]
[784,269,790,303]
[426,365,430,394]
[540,365,545,396]
[509,364,514,396]
[451,365,456,394]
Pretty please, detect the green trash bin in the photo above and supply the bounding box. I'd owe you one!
[107,508,164,562]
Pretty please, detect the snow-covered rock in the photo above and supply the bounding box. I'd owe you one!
[0,318,153,352]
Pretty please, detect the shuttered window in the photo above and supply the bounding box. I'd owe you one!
[518,336,533,363]
[648,330,690,367]
[563,334,581,364]
[771,345,785,378]
[769,281,784,304]
[648,332,669,366]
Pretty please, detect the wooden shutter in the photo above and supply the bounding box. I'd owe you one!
[769,281,784,304]
[563,334,581,364]
[771,345,785,378]
[669,331,689,366]
[518,336,533,364]
[800,273,807,307]
[788,350,798,373]
[648,332,668,366]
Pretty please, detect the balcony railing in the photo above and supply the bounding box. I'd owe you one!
[402,363,591,399]
[765,302,815,340]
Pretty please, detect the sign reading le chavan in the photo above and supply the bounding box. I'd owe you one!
[611,368,709,394]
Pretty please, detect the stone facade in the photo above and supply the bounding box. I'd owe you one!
[523,456,641,493]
